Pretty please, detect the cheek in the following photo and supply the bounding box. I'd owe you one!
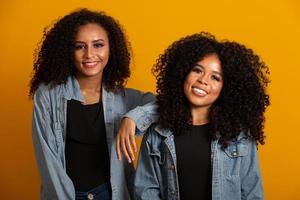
[183,79,192,96]
[73,62,81,72]
[73,53,82,71]
[100,47,110,57]
[212,84,223,98]
[104,50,110,61]
[103,51,109,60]
[74,52,81,63]
[184,74,195,88]
[183,84,189,98]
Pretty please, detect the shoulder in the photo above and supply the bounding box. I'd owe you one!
[124,87,141,93]
[124,88,154,98]
[34,83,52,103]
[34,83,64,105]
[124,88,144,97]
[105,87,141,97]
[113,87,155,107]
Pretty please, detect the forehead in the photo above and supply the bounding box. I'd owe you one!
[197,54,222,72]
[75,23,108,40]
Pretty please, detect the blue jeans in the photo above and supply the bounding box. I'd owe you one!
[75,183,111,200]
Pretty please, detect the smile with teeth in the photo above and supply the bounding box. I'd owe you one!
[192,87,208,96]
[82,61,99,68]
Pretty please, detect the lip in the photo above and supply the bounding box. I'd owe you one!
[82,61,99,68]
[192,86,208,97]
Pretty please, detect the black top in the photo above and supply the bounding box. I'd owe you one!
[174,123,212,200]
[65,100,110,192]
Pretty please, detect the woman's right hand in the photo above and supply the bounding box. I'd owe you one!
[116,117,137,163]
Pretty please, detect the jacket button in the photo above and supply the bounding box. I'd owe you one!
[87,193,94,200]
[169,165,175,170]
[171,191,177,196]
[232,151,237,156]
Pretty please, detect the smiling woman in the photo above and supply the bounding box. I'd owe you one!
[74,24,109,80]
[29,8,157,200]
[134,32,270,200]
[183,54,223,125]
[73,23,110,104]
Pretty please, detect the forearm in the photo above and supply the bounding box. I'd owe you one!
[125,100,158,134]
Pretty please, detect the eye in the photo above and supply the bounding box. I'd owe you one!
[74,43,85,50]
[93,43,104,48]
[191,67,203,74]
[211,75,222,82]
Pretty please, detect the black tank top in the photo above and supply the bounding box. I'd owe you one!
[174,123,212,200]
[65,99,110,192]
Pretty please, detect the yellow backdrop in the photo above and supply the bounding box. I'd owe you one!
[0,0,299,199]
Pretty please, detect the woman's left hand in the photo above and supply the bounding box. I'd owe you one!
[116,117,137,163]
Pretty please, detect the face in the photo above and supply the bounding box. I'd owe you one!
[183,54,223,111]
[74,23,110,79]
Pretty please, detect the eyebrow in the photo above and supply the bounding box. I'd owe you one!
[194,64,223,76]
[75,39,105,43]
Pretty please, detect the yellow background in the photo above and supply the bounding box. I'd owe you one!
[0,0,299,199]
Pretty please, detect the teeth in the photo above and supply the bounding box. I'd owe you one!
[193,87,207,95]
[83,62,97,67]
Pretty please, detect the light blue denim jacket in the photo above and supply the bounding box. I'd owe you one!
[32,76,158,200]
[134,124,264,200]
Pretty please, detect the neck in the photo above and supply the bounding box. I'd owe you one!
[76,73,102,92]
[191,106,210,125]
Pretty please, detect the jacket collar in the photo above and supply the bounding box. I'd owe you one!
[154,124,173,138]
[154,123,249,142]
[61,76,84,102]
[62,75,113,104]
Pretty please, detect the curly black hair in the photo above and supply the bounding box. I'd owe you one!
[152,32,270,148]
[29,8,131,96]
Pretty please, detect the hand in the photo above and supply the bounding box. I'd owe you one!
[116,117,137,163]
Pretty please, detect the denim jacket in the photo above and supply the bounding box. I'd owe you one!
[134,124,264,200]
[32,76,158,200]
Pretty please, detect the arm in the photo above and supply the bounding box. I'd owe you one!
[32,88,74,200]
[116,90,158,162]
[240,140,264,200]
[125,100,158,133]
[134,130,162,200]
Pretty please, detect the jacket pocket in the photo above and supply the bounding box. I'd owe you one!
[223,141,248,177]
[149,146,165,165]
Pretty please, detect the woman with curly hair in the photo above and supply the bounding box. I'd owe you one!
[134,32,270,200]
[30,8,157,200]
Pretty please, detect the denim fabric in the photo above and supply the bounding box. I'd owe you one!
[134,124,264,200]
[75,183,111,200]
[32,76,158,200]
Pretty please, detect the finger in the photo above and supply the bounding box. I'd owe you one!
[121,138,131,163]
[129,134,137,153]
[116,134,121,160]
[126,136,135,161]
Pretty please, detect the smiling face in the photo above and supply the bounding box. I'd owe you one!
[183,54,223,113]
[74,23,110,79]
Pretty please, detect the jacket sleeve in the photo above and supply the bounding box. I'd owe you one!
[134,129,162,200]
[240,140,264,200]
[32,87,75,200]
[124,89,158,135]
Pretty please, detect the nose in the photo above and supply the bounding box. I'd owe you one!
[84,46,94,58]
[197,75,208,85]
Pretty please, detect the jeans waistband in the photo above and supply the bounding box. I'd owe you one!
[75,183,111,200]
